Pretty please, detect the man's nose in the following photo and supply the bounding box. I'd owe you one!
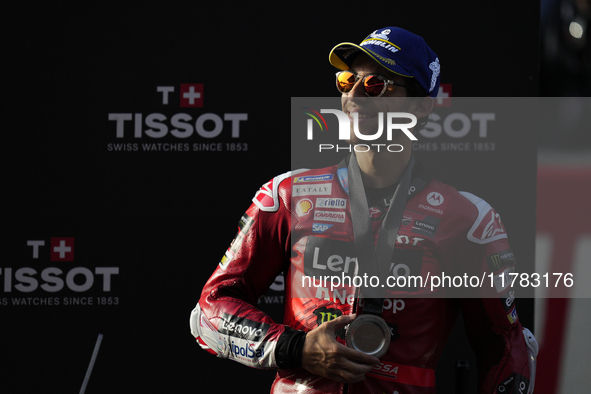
[347,77,367,98]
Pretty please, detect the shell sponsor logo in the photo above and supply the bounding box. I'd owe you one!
[296,199,314,217]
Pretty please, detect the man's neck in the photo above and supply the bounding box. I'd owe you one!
[354,146,411,188]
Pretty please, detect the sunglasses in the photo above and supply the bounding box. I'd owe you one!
[335,70,422,97]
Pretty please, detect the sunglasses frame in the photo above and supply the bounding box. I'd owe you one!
[335,71,423,97]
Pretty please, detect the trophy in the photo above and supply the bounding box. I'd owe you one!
[346,300,390,358]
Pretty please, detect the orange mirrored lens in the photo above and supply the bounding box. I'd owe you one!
[363,75,385,96]
[337,72,357,93]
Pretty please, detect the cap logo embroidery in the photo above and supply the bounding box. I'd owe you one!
[369,29,391,40]
[429,58,440,92]
[361,39,400,54]
[367,49,397,66]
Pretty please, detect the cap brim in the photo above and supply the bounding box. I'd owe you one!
[329,42,413,78]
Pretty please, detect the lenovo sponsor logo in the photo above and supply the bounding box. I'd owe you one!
[218,314,269,342]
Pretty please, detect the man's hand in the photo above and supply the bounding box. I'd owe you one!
[301,314,381,384]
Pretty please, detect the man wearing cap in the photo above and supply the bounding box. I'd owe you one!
[190,27,537,394]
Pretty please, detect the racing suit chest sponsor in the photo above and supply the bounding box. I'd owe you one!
[302,236,425,289]
[315,197,347,209]
[303,237,358,278]
[292,183,332,196]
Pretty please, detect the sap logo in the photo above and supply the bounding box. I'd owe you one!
[312,223,333,233]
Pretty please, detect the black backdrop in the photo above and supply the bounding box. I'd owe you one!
[3,2,539,393]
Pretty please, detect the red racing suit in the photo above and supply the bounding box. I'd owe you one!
[190,156,536,394]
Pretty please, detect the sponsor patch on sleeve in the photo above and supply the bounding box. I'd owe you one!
[497,373,530,394]
[486,249,516,272]
[253,170,306,212]
[460,192,508,244]
[219,213,253,269]
[507,306,519,324]
[219,313,276,368]
[218,313,270,341]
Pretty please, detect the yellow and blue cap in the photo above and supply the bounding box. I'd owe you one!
[329,27,441,97]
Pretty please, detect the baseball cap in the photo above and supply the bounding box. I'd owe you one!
[329,27,441,97]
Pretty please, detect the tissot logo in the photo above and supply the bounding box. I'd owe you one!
[50,237,75,262]
[107,84,248,153]
[180,84,203,108]
[1,238,119,299]
[434,83,452,107]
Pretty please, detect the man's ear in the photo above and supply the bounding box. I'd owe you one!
[412,96,434,119]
